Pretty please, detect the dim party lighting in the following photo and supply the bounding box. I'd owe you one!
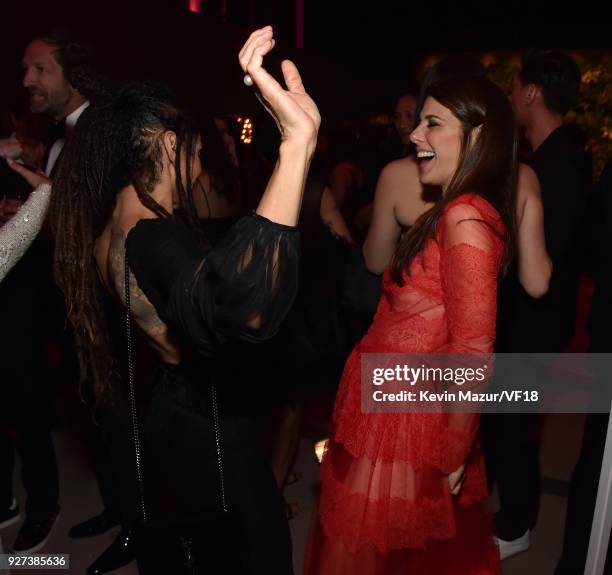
[187,0,202,14]
[233,116,253,145]
[314,438,328,464]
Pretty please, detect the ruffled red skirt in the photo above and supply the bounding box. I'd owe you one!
[303,347,501,575]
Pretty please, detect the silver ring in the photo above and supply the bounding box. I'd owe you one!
[243,74,254,87]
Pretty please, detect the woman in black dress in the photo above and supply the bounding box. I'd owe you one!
[41,27,318,573]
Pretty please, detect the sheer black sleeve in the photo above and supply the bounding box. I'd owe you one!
[125,212,299,355]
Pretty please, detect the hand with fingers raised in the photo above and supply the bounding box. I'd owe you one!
[238,26,320,152]
[238,26,321,227]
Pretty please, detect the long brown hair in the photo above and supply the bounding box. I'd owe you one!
[50,83,200,402]
[391,76,517,285]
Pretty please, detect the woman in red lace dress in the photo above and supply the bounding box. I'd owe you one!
[304,77,517,574]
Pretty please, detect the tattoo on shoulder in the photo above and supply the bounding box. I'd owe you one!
[108,228,166,337]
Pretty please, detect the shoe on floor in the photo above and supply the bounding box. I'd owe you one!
[69,510,120,538]
[86,529,136,575]
[495,529,531,560]
[0,497,20,530]
[12,507,60,554]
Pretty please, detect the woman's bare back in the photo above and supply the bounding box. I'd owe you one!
[94,219,181,364]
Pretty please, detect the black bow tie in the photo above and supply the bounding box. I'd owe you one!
[46,118,67,146]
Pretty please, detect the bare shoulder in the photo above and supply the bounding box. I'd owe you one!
[94,217,135,295]
[518,162,538,182]
[517,163,541,201]
[380,156,419,181]
[376,157,420,203]
[379,157,432,226]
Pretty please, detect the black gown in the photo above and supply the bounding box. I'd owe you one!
[125,212,299,574]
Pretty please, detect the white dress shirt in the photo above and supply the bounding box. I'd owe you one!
[44,100,90,176]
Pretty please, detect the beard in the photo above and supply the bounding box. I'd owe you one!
[28,87,72,118]
[28,89,49,113]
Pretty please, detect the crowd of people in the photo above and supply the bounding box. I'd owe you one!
[0,22,609,575]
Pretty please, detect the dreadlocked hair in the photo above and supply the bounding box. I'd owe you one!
[391,76,518,286]
[50,82,201,403]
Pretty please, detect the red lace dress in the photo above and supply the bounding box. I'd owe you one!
[304,195,505,575]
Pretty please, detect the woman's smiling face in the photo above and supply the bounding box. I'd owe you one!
[410,96,464,191]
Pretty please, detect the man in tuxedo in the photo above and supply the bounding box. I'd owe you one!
[22,31,96,174]
[1,31,135,574]
[0,30,93,556]
[482,49,589,560]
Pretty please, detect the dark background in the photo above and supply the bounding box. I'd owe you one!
[0,0,609,125]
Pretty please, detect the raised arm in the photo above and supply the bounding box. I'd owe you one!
[516,163,552,298]
[126,28,320,354]
[239,26,320,227]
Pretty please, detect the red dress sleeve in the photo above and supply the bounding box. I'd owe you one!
[435,199,505,472]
